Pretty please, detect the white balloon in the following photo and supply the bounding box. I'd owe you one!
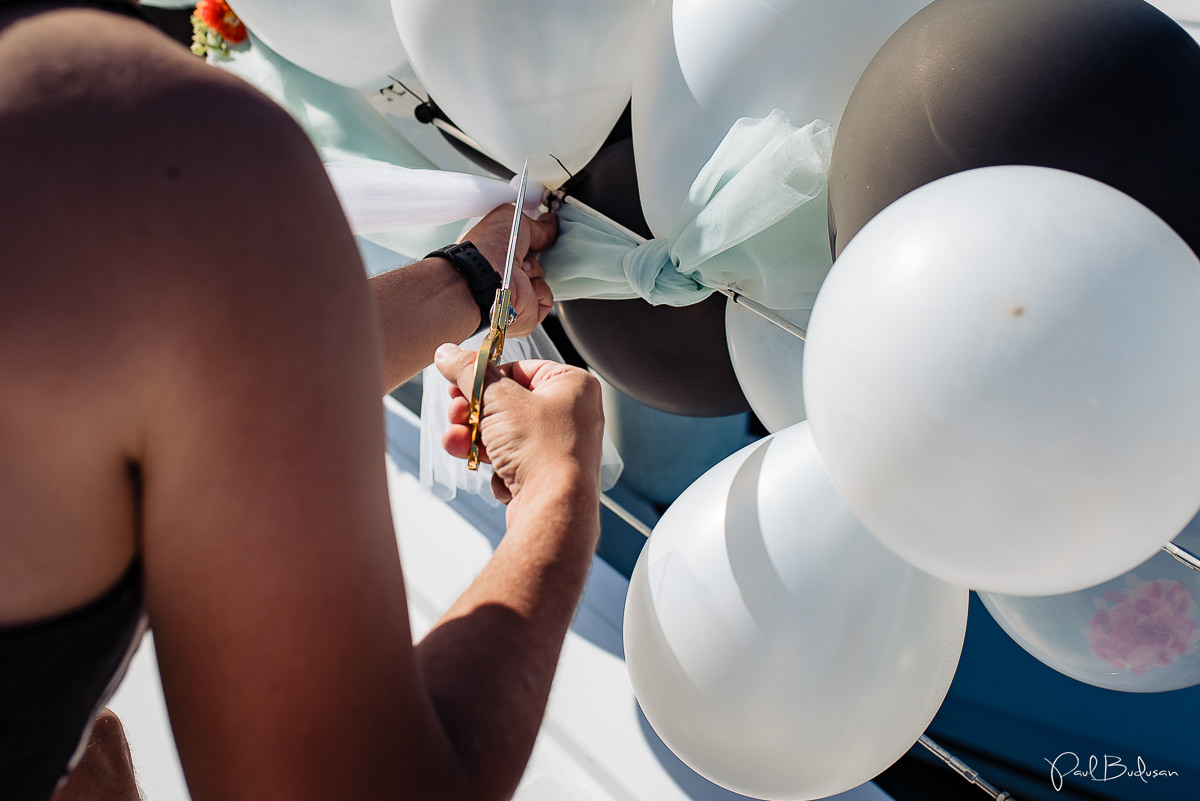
[228,0,407,89]
[804,166,1200,596]
[625,422,968,800]
[725,299,810,432]
[392,0,654,188]
[980,520,1200,693]
[631,0,929,236]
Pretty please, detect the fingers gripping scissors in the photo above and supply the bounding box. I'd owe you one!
[467,159,530,470]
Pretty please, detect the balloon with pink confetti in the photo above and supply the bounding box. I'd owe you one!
[1084,578,1200,675]
[980,524,1200,692]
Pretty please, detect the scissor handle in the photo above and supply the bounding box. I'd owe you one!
[466,288,516,470]
[466,332,495,470]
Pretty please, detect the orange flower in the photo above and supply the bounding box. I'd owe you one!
[194,0,247,44]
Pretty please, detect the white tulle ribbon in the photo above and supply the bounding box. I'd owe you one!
[326,163,544,234]
[420,327,624,505]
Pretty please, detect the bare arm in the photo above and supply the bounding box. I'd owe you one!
[419,348,605,797]
[370,208,558,392]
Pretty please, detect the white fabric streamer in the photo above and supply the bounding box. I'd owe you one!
[326,162,544,235]
[420,326,624,506]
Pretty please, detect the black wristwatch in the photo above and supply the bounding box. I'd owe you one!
[427,241,500,334]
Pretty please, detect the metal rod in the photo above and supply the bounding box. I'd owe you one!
[600,493,654,539]
[426,117,492,161]
[718,288,808,341]
[1163,541,1200,571]
[918,735,1015,800]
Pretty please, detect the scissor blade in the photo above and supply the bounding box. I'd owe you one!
[500,158,530,292]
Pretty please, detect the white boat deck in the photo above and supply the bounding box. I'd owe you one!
[108,397,893,801]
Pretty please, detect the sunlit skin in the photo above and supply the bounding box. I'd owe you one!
[0,4,602,800]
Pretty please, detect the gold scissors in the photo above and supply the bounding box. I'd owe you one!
[466,158,530,470]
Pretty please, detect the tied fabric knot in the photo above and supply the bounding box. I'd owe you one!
[624,238,707,305]
[529,205,699,302]
[541,109,835,309]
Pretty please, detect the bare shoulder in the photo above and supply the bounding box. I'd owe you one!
[0,6,308,179]
[0,5,355,274]
[0,3,372,385]
[0,6,378,619]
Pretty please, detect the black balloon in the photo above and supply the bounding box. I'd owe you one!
[556,294,751,417]
[828,0,1200,258]
[554,138,750,417]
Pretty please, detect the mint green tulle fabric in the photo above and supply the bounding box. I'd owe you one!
[541,111,835,310]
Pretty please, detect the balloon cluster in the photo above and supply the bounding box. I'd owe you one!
[626,0,1200,797]
[217,0,1200,797]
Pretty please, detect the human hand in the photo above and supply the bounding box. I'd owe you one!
[462,206,558,338]
[51,709,140,801]
[435,344,604,510]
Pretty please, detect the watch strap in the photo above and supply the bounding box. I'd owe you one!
[427,241,500,335]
